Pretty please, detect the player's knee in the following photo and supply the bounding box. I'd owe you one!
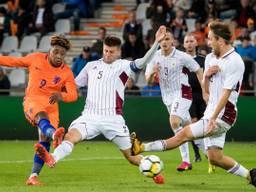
[127,156,134,164]
[208,153,221,166]
[171,120,180,130]
[208,157,219,166]
[177,128,191,143]
[126,155,140,166]
[64,129,81,144]
[170,116,181,129]
[122,151,139,166]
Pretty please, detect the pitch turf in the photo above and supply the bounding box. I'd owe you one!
[0,141,255,192]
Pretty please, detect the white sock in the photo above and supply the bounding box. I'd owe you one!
[174,127,190,163]
[52,140,74,162]
[227,162,249,178]
[29,173,38,178]
[195,138,207,155]
[179,142,190,163]
[144,140,166,151]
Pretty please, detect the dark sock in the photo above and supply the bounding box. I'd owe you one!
[38,119,55,138]
[31,141,50,175]
[191,141,201,158]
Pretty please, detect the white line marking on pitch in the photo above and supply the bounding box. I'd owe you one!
[0,156,124,164]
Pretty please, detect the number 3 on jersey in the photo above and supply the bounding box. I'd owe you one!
[97,71,103,79]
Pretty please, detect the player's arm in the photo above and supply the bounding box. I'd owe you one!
[207,88,231,134]
[130,26,166,72]
[207,60,244,133]
[61,75,78,102]
[202,65,220,103]
[49,73,78,104]
[75,63,89,88]
[145,64,159,84]
[0,54,33,68]
[201,55,219,103]
[195,68,208,102]
[202,73,210,104]
[210,89,232,121]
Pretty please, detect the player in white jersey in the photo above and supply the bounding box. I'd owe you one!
[34,26,167,184]
[184,33,216,173]
[132,28,205,171]
[131,21,256,187]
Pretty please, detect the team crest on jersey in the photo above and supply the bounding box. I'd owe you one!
[93,66,97,70]
[156,62,161,70]
[170,61,176,68]
[53,76,61,84]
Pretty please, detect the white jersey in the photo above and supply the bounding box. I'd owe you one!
[203,48,245,125]
[75,59,139,116]
[145,48,200,106]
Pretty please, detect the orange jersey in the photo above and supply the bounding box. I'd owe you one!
[0,52,78,126]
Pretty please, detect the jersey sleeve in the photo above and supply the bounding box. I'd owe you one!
[129,60,141,72]
[75,63,89,87]
[61,71,78,102]
[145,55,155,77]
[183,52,200,72]
[223,57,244,90]
[0,53,35,68]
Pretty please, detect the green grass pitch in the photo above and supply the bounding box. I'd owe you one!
[0,141,255,192]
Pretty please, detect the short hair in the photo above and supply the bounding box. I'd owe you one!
[165,27,174,39]
[83,46,91,52]
[50,34,71,50]
[184,32,196,39]
[209,21,232,43]
[104,36,121,47]
[99,27,106,32]
[242,36,251,41]
[166,27,172,34]
[128,31,136,36]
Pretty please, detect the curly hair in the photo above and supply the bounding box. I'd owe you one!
[50,34,71,50]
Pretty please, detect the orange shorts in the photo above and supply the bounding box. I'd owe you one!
[23,98,59,128]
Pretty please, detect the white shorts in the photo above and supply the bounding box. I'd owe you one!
[69,115,131,150]
[166,97,191,123]
[190,118,231,149]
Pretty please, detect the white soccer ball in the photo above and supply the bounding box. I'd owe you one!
[139,155,164,178]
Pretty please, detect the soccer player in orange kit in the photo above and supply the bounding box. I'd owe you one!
[0,34,78,185]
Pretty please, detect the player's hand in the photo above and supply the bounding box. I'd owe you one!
[49,92,63,104]
[207,117,217,135]
[155,25,166,43]
[205,65,220,78]
[153,64,160,82]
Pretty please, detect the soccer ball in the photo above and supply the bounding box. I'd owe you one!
[139,155,163,178]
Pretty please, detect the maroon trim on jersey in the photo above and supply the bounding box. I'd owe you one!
[116,91,123,115]
[181,84,192,100]
[119,72,128,85]
[222,49,235,59]
[182,67,189,75]
[235,81,240,92]
[221,101,237,126]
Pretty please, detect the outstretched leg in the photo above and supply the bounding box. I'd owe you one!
[113,135,165,184]
[35,128,82,167]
